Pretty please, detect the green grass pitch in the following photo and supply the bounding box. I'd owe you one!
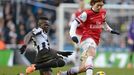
[0,65,134,75]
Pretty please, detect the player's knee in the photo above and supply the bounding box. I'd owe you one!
[57,58,65,67]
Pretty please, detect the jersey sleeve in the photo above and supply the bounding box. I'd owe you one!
[102,10,112,31]
[76,11,87,23]
[32,28,42,35]
[69,20,80,37]
[71,13,76,22]
[69,13,76,27]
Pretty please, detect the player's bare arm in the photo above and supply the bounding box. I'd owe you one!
[24,31,33,45]
[19,31,33,54]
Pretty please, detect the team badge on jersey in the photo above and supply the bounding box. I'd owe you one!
[78,12,87,22]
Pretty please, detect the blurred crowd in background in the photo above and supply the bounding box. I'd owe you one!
[0,0,134,50]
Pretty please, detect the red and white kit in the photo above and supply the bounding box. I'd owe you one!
[70,8,112,50]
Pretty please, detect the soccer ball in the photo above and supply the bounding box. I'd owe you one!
[96,71,106,75]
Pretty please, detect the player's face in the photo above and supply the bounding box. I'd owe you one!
[38,19,49,32]
[92,2,104,12]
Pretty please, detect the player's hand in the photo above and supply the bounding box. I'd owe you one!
[57,51,73,57]
[111,30,120,35]
[19,45,27,54]
[72,36,79,43]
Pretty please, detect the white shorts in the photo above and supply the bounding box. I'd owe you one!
[80,38,97,61]
[80,38,97,51]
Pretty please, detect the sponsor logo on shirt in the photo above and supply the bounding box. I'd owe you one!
[89,24,103,29]
[89,21,103,29]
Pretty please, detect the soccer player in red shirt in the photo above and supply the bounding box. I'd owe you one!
[58,0,120,75]
[68,0,85,67]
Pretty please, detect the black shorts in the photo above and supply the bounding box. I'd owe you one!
[34,48,61,71]
[39,68,52,72]
[35,48,59,63]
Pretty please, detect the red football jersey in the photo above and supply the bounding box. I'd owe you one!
[77,8,106,45]
[69,9,84,35]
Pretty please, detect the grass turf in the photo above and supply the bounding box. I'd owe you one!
[0,65,134,75]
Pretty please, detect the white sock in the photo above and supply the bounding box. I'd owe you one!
[85,56,94,75]
[86,69,93,75]
[61,67,79,75]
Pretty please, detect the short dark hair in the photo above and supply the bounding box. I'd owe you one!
[38,16,48,20]
[90,0,104,6]
[37,16,49,27]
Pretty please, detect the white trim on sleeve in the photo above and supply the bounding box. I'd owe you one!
[78,12,87,22]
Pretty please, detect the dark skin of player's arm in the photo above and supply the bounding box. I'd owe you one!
[19,31,33,54]
[24,31,33,45]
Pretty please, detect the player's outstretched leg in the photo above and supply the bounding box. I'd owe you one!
[26,58,65,74]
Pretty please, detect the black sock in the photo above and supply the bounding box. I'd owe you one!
[35,58,65,70]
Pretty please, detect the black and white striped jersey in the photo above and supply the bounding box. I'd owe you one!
[32,27,50,51]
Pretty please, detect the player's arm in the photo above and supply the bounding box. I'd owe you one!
[69,19,80,43]
[69,12,87,43]
[69,13,76,27]
[24,31,33,45]
[19,31,33,54]
[103,22,120,35]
